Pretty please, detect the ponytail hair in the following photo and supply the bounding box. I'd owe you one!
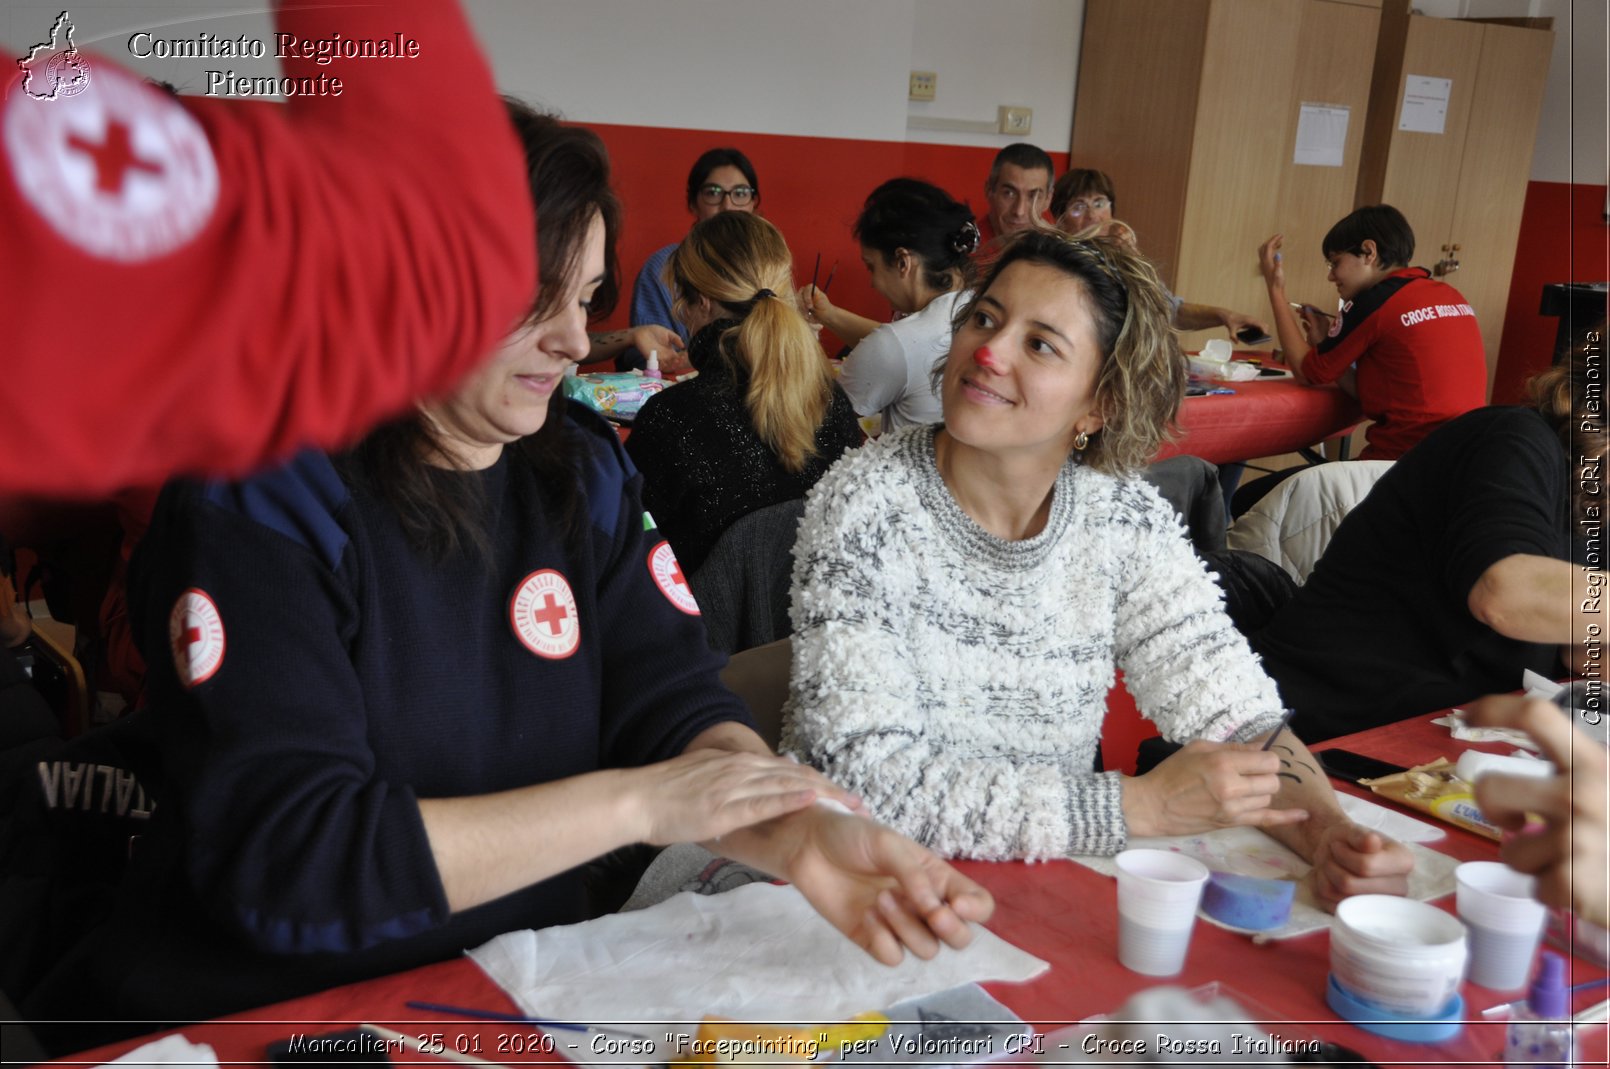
[670,212,833,472]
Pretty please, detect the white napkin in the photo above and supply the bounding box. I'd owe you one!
[469,882,1047,1023]
[1434,671,1567,751]
[101,1036,218,1069]
[1337,790,1445,842]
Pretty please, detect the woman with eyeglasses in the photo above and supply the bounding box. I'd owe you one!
[35,105,990,1034]
[625,211,861,574]
[1051,169,1266,343]
[781,228,1414,909]
[798,178,977,433]
[625,148,761,369]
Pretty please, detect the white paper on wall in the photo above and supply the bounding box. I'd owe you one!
[1294,103,1349,166]
[1398,75,1452,134]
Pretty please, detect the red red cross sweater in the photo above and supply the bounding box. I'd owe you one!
[1,0,536,499]
[1302,268,1487,459]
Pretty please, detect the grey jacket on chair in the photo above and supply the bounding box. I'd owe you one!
[687,499,807,655]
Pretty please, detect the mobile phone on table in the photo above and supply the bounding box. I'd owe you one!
[1317,748,1408,785]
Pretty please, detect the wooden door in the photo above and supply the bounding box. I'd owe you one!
[1173,0,1301,350]
[1266,0,1382,323]
[1444,22,1554,391]
[1357,7,1483,249]
[1070,0,1210,290]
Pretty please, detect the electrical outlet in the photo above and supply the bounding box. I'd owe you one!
[909,70,937,102]
[998,105,1033,135]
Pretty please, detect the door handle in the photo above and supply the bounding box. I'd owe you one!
[1433,243,1462,278]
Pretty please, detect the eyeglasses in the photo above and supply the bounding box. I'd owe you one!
[697,183,757,207]
[1325,247,1364,271]
[1063,197,1111,217]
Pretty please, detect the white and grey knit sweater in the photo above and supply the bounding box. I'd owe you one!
[781,426,1287,861]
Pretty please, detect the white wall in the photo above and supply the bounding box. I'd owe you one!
[3,0,1079,152]
[0,0,1594,174]
[473,0,1082,152]
[905,0,1082,151]
[468,0,915,143]
[1528,0,1608,185]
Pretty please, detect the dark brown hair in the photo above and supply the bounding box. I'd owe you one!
[1050,168,1116,220]
[1529,326,1607,523]
[343,102,621,560]
[1322,204,1414,269]
[684,147,760,212]
[853,177,977,294]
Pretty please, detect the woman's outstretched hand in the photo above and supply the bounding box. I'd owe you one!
[629,749,858,846]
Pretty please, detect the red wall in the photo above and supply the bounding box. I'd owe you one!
[1493,180,1610,403]
[585,122,1067,348]
[590,121,1606,396]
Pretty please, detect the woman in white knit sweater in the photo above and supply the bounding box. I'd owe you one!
[783,229,1413,909]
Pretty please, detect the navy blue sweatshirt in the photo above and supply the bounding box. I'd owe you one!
[60,405,749,1023]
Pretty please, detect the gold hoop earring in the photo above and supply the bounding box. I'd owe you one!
[1073,430,1090,451]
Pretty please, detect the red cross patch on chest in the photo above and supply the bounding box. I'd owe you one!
[509,569,581,659]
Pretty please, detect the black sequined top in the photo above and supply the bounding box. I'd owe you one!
[625,319,862,573]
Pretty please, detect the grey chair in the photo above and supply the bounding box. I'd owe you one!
[687,499,806,655]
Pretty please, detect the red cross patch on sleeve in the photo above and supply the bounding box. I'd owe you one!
[5,63,219,261]
[168,588,226,688]
[647,541,699,616]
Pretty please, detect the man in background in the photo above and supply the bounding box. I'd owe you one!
[978,142,1053,246]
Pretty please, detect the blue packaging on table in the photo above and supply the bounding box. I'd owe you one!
[562,372,667,420]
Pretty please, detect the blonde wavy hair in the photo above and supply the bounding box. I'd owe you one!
[952,228,1185,475]
[668,212,833,472]
[1059,216,1139,250]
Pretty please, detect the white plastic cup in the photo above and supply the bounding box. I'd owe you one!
[1114,849,1209,976]
[1456,862,1547,990]
[1330,895,1468,1016]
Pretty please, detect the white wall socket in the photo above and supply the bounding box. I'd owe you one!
[909,70,937,101]
[998,105,1033,135]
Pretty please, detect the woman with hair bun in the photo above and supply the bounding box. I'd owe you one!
[800,178,978,431]
[783,229,1414,910]
[626,211,861,573]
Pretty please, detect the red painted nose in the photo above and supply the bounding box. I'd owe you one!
[974,346,998,369]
